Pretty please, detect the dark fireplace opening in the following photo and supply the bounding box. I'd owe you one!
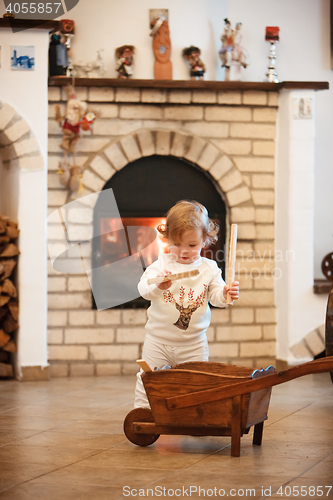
[92,155,226,309]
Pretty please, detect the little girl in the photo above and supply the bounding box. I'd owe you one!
[134,200,239,408]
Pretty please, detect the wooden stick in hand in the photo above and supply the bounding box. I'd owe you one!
[147,269,200,286]
[227,224,238,305]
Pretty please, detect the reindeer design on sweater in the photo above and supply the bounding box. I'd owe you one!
[163,285,208,330]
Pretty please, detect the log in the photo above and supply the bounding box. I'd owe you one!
[0,220,6,234]
[8,302,18,321]
[3,340,17,353]
[0,329,11,348]
[0,296,10,307]
[5,226,20,239]
[0,363,14,378]
[0,259,16,279]
[0,306,7,320]
[3,314,19,334]
[0,279,17,298]
[0,351,11,363]
[0,244,19,257]
[0,236,10,245]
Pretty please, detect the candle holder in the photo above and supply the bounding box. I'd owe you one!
[265,26,279,83]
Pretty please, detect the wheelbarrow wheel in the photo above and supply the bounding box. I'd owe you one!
[124,408,160,446]
[325,281,333,383]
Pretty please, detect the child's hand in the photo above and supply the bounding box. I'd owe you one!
[223,281,239,301]
[157,270,172,290]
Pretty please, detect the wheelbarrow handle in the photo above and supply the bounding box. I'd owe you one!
[165,357,333,410]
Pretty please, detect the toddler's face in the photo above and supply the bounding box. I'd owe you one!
[169,228,204,264]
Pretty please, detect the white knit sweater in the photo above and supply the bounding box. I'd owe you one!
[138,253,227,346]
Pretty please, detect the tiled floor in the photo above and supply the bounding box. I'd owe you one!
[0,372,332,499]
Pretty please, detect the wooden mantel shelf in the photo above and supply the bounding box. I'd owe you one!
[48,77,329,92]
[0,18,60,31]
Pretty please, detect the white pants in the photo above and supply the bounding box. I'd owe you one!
[134,336,209,409]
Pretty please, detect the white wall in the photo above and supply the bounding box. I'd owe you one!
[0,27,49,371]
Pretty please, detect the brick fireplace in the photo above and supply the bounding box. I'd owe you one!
[47,79,328,377]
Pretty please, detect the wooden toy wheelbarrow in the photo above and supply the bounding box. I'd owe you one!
[124,282,333,457]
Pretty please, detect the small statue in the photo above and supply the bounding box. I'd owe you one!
[182,46,206,80]
[115,45,135,79]
[48,31,69,76]
[72,50,106,78]
[150,14,172,80]
[55,86,96,192]
[219,19,250,81]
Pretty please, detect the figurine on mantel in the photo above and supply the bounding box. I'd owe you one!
[219,18,250,81]
[55,86,96,192]
[182,46,206,80]
[115,45,135,79]
[72,50,106,78]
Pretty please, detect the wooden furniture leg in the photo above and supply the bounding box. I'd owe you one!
[252,421,264,446]
[231,395,241,457]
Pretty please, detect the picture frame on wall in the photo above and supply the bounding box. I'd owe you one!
[11,45,35,70]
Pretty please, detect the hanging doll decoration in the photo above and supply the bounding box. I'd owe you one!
[55,85,95,192]
[182,46,206,80]
[219,19,250,81]
[115,45,135,79]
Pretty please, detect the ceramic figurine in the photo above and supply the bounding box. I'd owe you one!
[219,19,250,81]
[72,50,106,78]
[182,46,206,80]
[115,45,135,79]
[150,14,172,80]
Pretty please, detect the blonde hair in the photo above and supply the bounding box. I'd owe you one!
[157,200,219,247]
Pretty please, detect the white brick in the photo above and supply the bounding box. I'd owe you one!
[192,91,217,103]
[50,364,68,377]
[19,155,44,171]
[14,137,39,157]
[317,324,325,342]
[88,87,115,102]
[236,291,274,306]
[96,363,121,376]
[217,91,242,105]
[48,329,63,344]
[116,328,146,343]
[304,330,325,356]
[82,169,105,192]
[93,119,142,136]
[209,343,239,358]
[212,139,252,156]
[76,138,110,153]
[252,141,276,157]
[253,108,277,122]
[256,224,275,239]
[68,276,91,292]
[218,168,243,192]
[69,310,95,325]
[48,190,68,207]
[240,341,275,357]
[205,106,251,122]
[48,311,67,327]
[242,91,267,105]
[254,243,275,258]
[252,174,274,189]
[67,223,93,241]
[255,308,276,324]
[104,143,128,170]
[210,308,230,323]
[170,132,188,157]
[156,130,171,155]
[115,88,140,102]
[86,104,118,118]
[137,129,155,157]
[184,136,206,163]
[226,186,252,206]
[65,328,114,344]
[89,155,115,182]
[122,309,147,325]
[268,92,279,106]
[70,364,94,377]
[230,123,275,140]
[237,223,256,240]
[217,325,261,341]
[48,345,88,360]
[121,135,141,162]
[141,89,167,103]
[168,90,191,103]
[62,87,87,101]
[234,157,275,173]
[0,104,16,131]
[48,277,66,292]
[290,340,312,359]
[197,144,220,170]
[263,325,276,340]
[231,307,254,324]
[252,190,274,206]
[120,105,162,120]
[67,207,93,224]
[48,293,91,309]
[209,155,233,180]
[90,344,139,361]
[96,309,121,325]
[183,122,229,138]
[6,119,30,143]
[164,106,203,121]
[231,207,255,223]
[48,87,61,101]
[255,208,274,223]
[253,276,275,289]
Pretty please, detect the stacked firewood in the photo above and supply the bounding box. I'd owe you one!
[0,216,19,378]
